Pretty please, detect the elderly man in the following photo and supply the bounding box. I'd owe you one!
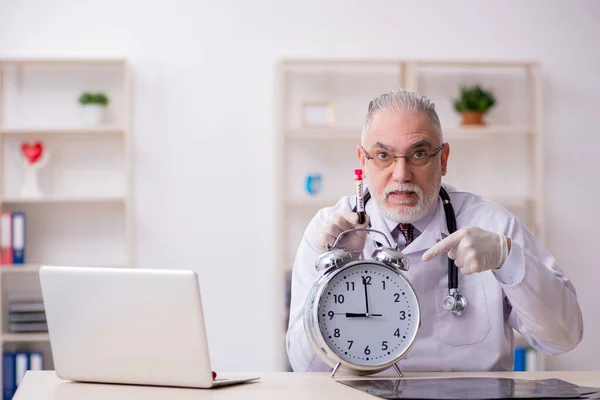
[286,89,582,373]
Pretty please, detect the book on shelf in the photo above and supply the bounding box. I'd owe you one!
[6,301,45,313]
[8,322,48,333]
[8,312,46,323]
[6,301,48,333]
[514,346,541,372]
[0,211,26,266]
[3,351,44,400]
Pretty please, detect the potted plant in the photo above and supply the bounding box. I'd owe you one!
[78,91,110,125]
[452,84,496,126]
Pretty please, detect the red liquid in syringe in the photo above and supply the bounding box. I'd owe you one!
[354,168,366,224]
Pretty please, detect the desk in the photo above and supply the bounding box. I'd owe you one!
[13,371,600,400]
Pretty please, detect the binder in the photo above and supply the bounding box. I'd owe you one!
[514,346,527,371]
[29,352,43,371]
[0,212,13,265]
[11,212,25,265]
[2,352,16,400]
[15,352,29,386]
[526,347,538,371]
[7,302,45,313]
[8,312,46,323]
[8,322,48,333]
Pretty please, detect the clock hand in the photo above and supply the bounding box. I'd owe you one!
[363,277,370,315]
[346,313,382,318]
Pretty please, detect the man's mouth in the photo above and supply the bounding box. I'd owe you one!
[389,190,416,196]
[387,190,418,203]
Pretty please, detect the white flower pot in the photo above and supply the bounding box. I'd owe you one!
[21,165,43,198]
[81,104,107,126]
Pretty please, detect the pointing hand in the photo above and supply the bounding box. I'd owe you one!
[422,227,510,274]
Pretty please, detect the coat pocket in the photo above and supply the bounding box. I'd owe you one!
[433,279,491,346]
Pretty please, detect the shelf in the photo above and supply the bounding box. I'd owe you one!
[285,196,341,208]
[285,125,533,141]
[0,264,42,274]
[285,128,360,141]
[444,125,534,139]
[1,196,126,204]
[0,58,126,67]
[2,333,49,343]
[0,126,125,136]
[415,60,538,69]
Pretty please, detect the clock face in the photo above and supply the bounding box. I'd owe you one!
[317,262,419,367]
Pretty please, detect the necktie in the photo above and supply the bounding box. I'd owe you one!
[398,223,414,246]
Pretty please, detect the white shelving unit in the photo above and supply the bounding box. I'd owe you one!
[0,58,133,383]
[276,59,544,371]
[0,127,125,135]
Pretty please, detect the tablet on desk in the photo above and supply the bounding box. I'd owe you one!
[39,265,260,389]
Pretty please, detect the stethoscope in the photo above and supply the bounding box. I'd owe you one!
[352,186,467,316]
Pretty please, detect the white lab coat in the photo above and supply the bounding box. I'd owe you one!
[286,183,583,372]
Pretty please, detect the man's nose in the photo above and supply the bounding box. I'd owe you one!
[391,158,412,182]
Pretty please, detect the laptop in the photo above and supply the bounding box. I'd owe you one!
[39,265,260,388]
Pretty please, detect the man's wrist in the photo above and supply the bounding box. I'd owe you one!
[495,235,510,270]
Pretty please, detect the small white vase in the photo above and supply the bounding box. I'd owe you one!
[81,104,106,126]
[20,165,43,198]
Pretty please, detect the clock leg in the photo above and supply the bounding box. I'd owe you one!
[331,362,341,378]
[393,363,403,378]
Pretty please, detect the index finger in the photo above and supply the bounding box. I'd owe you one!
[421,231,462,261]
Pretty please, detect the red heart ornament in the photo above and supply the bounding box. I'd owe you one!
[21,142,44,164]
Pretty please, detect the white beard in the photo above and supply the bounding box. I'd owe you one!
[375,180,440,223]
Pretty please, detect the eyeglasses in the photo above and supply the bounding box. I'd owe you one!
[360,143,445,169]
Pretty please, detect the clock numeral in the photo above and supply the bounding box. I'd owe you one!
[334,329,340,338]
[394,329,400,337]
[334,294,345,304]
[364,346,371,355]
[382,281,386,290]
[328,311,334,320]
[362,276,372,285]
[394,293,401,302]
[400,311,406,320]
[381,341,388,351]
[346,282,355,291]
[347,340,354,349]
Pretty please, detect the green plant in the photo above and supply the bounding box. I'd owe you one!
[78,92,110,106]
[452,84,496,113]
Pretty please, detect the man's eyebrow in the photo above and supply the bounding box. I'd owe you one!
[371,139,433,152]
[407,139,433,151]
[372,142,396,151]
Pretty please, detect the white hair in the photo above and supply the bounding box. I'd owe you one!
[361,88,443,142]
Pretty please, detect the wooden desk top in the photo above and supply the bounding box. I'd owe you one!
[13,370,600,400]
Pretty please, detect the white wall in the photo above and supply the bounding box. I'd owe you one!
[1,0,599,372]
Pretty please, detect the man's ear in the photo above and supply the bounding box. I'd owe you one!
[441,143,450,176]
[357,145,366,169]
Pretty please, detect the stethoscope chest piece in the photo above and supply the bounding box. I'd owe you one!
[442,288,467,316]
